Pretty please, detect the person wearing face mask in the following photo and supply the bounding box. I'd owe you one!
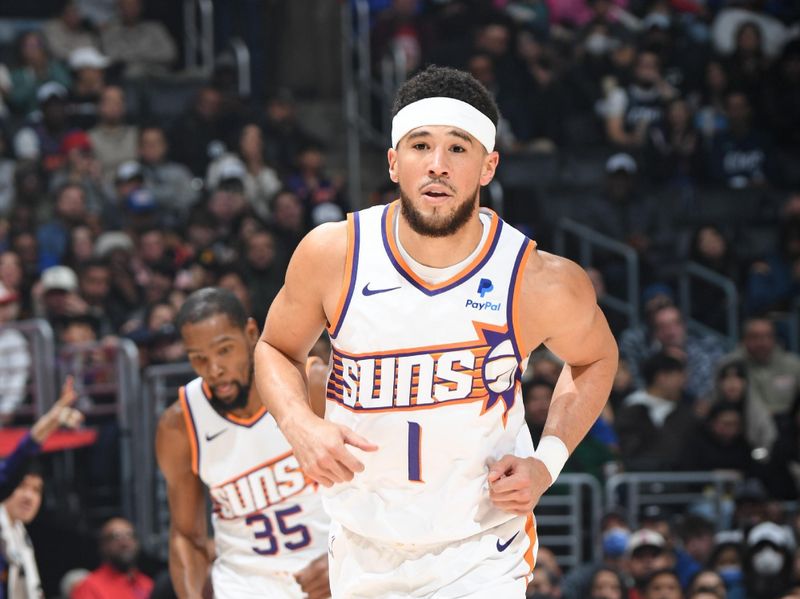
[744,522,796,599]
[708,532,746,599]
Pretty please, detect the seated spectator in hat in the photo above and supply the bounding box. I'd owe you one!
[708,90,777,189]
[100,0,177,79]
[66,46,110,130]
[8,30,72,116]
[744,522,796,599]
[573,154,674,285]
[641,569,683,599]
[626,530,675,599]
[0,283,31,425]
[33,265,88,324]
[89,86,138,185]
[723,317,800,421]
[13,82,76,174]
[42,1,99,63]
[616,353,699,471]
[36,183,91,271]
[138,125,197,219]
[686,569,727,599]
[121,188,161,235]
[71,517,153,599]
[49,131,109,214]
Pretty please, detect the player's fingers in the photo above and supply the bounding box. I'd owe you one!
[307,468,335,488]
[320,453,356,483]
[334,444,366,475]
[302,576,330,599]
[489,470,528,494]
[487,454,516,482]
[341,428,378,452]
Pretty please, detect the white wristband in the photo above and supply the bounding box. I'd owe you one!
[533,436,569,485]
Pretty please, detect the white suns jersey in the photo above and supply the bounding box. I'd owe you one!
[179,377,329,578]
[324,200,537,545]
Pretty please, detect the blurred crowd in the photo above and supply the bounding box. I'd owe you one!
[0,0,798,597]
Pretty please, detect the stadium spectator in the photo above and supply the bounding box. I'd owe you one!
[0,252,26,306]
[708,90,776,189]
[49,131,108,214]
[216,268,252,320]
[138,126,197,219]
[36,183,91,271]
[0,130,15,217]
[8,31,71,116]
[99,0,177,79]
[745,215,800,316]
[170,86,229,176]
[694,60,730,147]
[675,516,717,589]
[523,377,554,446]
[678,401,757,475]
[708,532,746,599]
[13,83,75,174]
[286,142,346,221]
[88,86,138,184]
[242,228,285,326]
[723,317,800,420]
[66,47,110,131]
[42,1,99,63]
[641,569,683,599]
[723,22,771,108]
[527,565,562,598]
[626,529,676,599]
[706,359,776,453]
[259,89,320,176]
[588,566,627,599]
[643,97,702,187]
[0,283,31,424]
[687,569,727,599]
[744,522,796,599]
[270,190,306,253]
[599,50,677,149]
[77,259,114,337]
[616,353,698,471]
[762,40,800,156]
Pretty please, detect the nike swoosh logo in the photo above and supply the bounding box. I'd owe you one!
[205,429,227,442]
[362,283,401,296]
[496,531,519,552]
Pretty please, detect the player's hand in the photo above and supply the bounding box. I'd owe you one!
[30,376,84,443]
[284,416,378,487]
[488,455,549,515]
[294,554,331,599]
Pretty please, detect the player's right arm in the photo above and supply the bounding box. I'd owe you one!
[155,402,212,599]
[254,222,377,487]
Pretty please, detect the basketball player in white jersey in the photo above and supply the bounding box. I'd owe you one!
[254,66,618,597]
[156,288,331,599]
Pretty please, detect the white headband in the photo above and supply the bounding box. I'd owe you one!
[391,97,496,153]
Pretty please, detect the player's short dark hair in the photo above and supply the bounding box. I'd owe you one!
[175,287,247,332]
[391,65,499,126]
[641,352,684,387]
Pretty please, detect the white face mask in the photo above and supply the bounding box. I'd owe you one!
[751,546,785,576]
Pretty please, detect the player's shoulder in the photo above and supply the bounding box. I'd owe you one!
[521,248,594,306]
[156,398,188,439]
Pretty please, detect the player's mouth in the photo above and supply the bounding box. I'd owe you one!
[213,382,235,397]
[420,185,453,204]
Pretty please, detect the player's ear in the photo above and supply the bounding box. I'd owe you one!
[245,318,259,344]
[387,147,399,183]
[480,151,499,186]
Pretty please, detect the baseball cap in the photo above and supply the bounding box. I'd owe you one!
[124,188,157,213]
[116,160,144,183]
[94,231,134,258]
[61,131,93,155]
[41,265,78,293]
[606,153,637,174]
[747,522,792,548]
[36,81,68,104]
[0,282,19,305]
[311,202,345,226]
[627,529,666,555]
[68,46,110,70]
[642,13,671,31]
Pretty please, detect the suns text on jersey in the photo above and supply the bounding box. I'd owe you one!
[209,453,311,519]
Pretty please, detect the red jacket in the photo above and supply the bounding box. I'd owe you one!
[71,564,153,599]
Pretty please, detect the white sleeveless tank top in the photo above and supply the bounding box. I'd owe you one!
[323,200,537,544]
[180,377,329,577]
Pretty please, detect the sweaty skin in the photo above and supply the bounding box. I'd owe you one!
[254,124,618,513]
[156,315,330,599]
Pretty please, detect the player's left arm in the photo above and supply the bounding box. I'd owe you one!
[489,252,618,515]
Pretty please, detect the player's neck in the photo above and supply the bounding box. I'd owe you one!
[396,211,484,269]
[228,387,264,420]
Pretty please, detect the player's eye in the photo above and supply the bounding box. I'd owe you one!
[451,145,466,153]
[412,143,428,151]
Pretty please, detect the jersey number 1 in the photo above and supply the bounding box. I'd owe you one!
[407,421,422,482]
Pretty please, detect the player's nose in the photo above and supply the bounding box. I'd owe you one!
[427,146,450,177]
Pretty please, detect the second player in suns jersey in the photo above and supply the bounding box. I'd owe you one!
[180,376,330,591]
[324,200,537,545]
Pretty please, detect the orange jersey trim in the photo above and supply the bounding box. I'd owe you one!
[511,241,535,359]
[178,386,199,475]
[383,200,501,292]
[524,513,538,574]
[327,212,357,335]
[200,380,267,426]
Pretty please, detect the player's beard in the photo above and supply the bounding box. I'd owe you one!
[209,363,253,414]
[400,182,479,238]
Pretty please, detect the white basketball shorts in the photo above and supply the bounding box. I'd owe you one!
[328,513,537,598]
